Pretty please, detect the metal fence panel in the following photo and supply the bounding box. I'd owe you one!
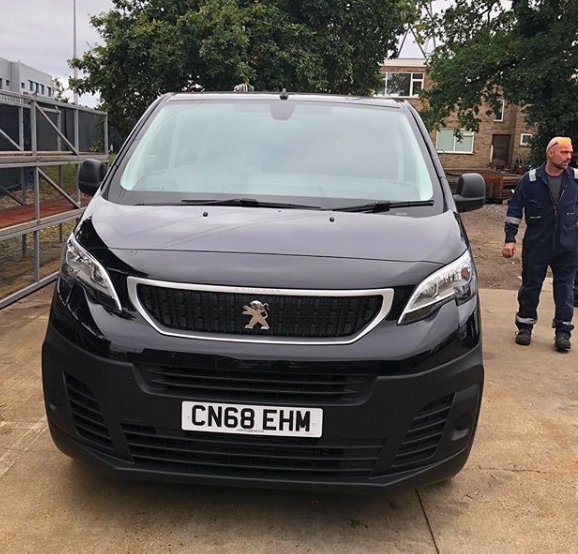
[0,90,108,309]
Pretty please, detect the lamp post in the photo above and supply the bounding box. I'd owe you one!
[73,0,79,104]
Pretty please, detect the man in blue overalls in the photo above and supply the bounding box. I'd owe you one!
[502,137,578,351]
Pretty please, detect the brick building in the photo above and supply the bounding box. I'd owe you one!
[378,59,534,171]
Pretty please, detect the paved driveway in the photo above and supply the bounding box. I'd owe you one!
[1,285,577,553]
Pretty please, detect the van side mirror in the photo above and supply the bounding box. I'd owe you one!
[453,173,486,213]
[78,159,107,196]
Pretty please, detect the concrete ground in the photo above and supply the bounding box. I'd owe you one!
[0,284,577,554]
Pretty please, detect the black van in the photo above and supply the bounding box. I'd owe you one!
[42,93,486,493]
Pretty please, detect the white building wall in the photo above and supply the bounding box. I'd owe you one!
[0,56,54,97]
[0,57,13,92]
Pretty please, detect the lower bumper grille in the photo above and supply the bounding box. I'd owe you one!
[137,354,374,402]
[123,424,383,479]
[392,394,454,470]
[64,373,114,453]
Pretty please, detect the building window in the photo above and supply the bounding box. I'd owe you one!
[383,72,424,97]
[436,129,475,154]
[494,99,505,122]
[520,133,532,147]
[0,78,3,90]
[6,80,10,88]
[40,84,45,95]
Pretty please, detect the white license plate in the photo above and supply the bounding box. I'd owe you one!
[181,401,323,438]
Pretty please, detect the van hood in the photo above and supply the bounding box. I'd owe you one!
[76,197,470,289]
[79,196,466,265]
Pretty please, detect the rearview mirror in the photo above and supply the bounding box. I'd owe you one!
[78,159,107,197]
[453,173,486,213]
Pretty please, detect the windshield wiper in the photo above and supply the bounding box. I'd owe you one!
[331,200,434,213]
[180,198,322,210]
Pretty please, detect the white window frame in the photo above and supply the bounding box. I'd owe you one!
[435,129,475,154]
[384,72,424,97]
[410,72,424,96]
[494,99,505,122]
[520,133,532,146]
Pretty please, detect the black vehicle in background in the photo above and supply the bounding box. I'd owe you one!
[42,93,486,493]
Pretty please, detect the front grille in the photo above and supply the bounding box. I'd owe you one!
[137,354,374,402]
[391,394,454,470]
[137,284,382,338]
[123,424,383,479]
[64,374,114,452]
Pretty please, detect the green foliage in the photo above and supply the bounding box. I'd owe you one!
[70,0,415,135]
[51,78,69,103]
[416,0,578,165]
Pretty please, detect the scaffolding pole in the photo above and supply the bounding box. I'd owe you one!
[0,90,108,309]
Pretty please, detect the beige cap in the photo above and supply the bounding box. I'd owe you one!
[546,136,573,152]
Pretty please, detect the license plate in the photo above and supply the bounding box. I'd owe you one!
[181,401,323,438]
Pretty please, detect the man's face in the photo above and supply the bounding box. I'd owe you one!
[547,142,573,170]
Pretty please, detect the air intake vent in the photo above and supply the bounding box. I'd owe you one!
[123,424,383,479]
[137,356,373,402]
[65,374,113,452]
[392,394,454,470]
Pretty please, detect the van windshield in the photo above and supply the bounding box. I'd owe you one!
[108,99,438,208]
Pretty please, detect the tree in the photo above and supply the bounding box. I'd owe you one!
[51,78,69,103]
[70,0,416,135]
[415,0,578,164]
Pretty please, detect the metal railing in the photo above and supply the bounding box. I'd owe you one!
[0,90,108,309]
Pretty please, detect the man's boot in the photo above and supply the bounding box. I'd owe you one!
[554,333,571,351]
[515,329,532,346]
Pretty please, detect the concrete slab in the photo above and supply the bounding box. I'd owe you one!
[420,470,578,553]
[0,451,434,553]
[0,285,52,337]
[0,285,577,552]
[3,421,54,453]
[0,315,48,368]
[470,385,578,472]
[0,419,48,452]
[0,361,46,423]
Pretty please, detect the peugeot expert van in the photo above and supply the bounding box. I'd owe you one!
[42,93,486,492]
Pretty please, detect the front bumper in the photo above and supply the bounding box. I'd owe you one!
[43,311,483,493]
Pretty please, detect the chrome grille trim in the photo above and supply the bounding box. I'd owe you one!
[127,276,394,345]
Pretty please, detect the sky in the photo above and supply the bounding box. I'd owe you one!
[0,0,114,107]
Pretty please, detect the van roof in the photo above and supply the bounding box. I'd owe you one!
[165,92,407,110]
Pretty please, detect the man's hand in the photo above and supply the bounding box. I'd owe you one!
[502,242,516,258]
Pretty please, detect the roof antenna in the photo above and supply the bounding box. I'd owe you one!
[280,88,289,100]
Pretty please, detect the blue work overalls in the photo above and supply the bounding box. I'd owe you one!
[505,164,578,336]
